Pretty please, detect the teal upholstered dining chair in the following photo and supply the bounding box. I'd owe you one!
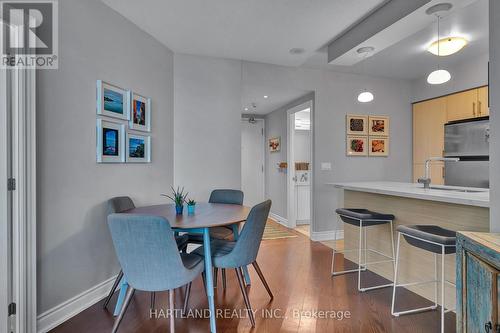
[192,200,273,327]
[186,189,244,288]
[108,214,205,333]
[103,197,189,310]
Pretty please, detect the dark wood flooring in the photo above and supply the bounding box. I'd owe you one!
[50,223,455,332]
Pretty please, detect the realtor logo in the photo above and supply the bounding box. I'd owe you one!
[0,0,58,68]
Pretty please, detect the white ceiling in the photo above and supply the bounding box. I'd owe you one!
[102,0,489,113]
[304,0,488,80]
[101,0,385,67]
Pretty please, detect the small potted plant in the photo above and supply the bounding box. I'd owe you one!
[162,186,188,215]
[186,198,196,215]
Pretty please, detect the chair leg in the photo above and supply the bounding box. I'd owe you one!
[391,232,401,316]
[235,267,255,327]
[169,289,175,333]
[103,270,123,309]
[111,286,135,333]
[214,267,218,288]
[222,269,227,290]
[150,292,156,310]
[252,261,273,300]
[183,282,192,315]
[440,246,445,333]
[201,272,207,295]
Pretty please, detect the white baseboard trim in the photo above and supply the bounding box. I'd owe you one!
[269,213,288,227]
[296,219,310,226]
[310,230,344,242]
[37,274,119,333]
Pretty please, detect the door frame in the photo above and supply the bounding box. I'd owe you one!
[241,117,266,205]
[2,28,37,331]
[0,65,10,333]
[286,100,313,231]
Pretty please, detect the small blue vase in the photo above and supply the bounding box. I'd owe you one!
[187,205,195,215]
[175,204,184,215]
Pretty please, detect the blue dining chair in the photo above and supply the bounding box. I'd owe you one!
[108,214,205,333]
[187,189,244,288]
[103,196,189,310]
[192,200,273,327]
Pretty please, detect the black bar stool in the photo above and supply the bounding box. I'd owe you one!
[331,208,395,292]
[391,225,456,333]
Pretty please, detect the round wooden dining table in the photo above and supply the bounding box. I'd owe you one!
[113,202,250,333]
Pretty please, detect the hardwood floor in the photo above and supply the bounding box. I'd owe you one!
[50,223,455,332]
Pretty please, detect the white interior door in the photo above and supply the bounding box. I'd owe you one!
[241,119,265,207]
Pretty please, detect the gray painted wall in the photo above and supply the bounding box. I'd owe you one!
[174,54,242,202]
[36,0,174,313]
[490,0,500,231]
[264,106,289,218]
[411,53,489,102]
[254,63,413,232]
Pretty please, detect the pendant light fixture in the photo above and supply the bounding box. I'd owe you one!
[357,46,375,103]
[426,5,451,85]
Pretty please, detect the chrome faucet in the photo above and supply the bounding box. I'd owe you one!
[418,157,460,189]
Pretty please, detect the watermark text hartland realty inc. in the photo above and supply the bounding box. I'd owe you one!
[0,0,58,69]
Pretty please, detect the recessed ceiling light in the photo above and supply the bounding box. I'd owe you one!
[356,46,375,54]
[244,107,249,111]
[289,48,305,55]
[428,37,468,56]
[263,95,268,99]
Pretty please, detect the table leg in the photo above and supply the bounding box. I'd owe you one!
[113,276,128,316]
[203,228,217,333]
[231,224,251,285]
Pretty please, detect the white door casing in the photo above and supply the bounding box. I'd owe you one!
[241,118,265,207]
[287,101,313,230]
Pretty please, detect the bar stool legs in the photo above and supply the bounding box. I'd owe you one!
[331,216,395,292]
[391,232,456,333]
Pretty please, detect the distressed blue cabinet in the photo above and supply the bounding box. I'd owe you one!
[457,232,500,332]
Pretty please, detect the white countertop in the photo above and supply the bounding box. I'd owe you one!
[328,181,489,208]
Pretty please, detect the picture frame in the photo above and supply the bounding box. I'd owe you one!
[346,135,368,156]
[97,80,130,120]
[126,133,151,163]
[129,92,151,132]
[369,137,389,156]
[269,137,281,152]
[346,114,368,135]
[96,119,125,163]
[368,116,390,136]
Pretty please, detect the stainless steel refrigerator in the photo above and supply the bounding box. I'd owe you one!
[444,118,489,188]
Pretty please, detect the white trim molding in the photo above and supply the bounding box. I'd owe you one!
[37,275,119,333]
[269,213,288,227]
[310,230,344,242]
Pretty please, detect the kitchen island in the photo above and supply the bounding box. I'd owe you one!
[329,181,489,311]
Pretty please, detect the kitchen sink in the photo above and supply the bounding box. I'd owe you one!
[428,186,487,193]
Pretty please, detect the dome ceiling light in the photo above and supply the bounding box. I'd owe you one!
[356,46,375,103]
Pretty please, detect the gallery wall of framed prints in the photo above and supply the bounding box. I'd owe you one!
[346,114,389,157]
[96,80,152,163]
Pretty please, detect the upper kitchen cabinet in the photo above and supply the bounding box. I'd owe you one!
[446,86,489,122]
[413,97,447,165]
[478,86,489,117]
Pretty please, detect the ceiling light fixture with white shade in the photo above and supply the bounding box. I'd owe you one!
[426,3,452,85]
[428,37,468,56]
[356,46,375,103]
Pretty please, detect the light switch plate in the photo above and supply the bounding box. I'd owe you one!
[321,162,332,170]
